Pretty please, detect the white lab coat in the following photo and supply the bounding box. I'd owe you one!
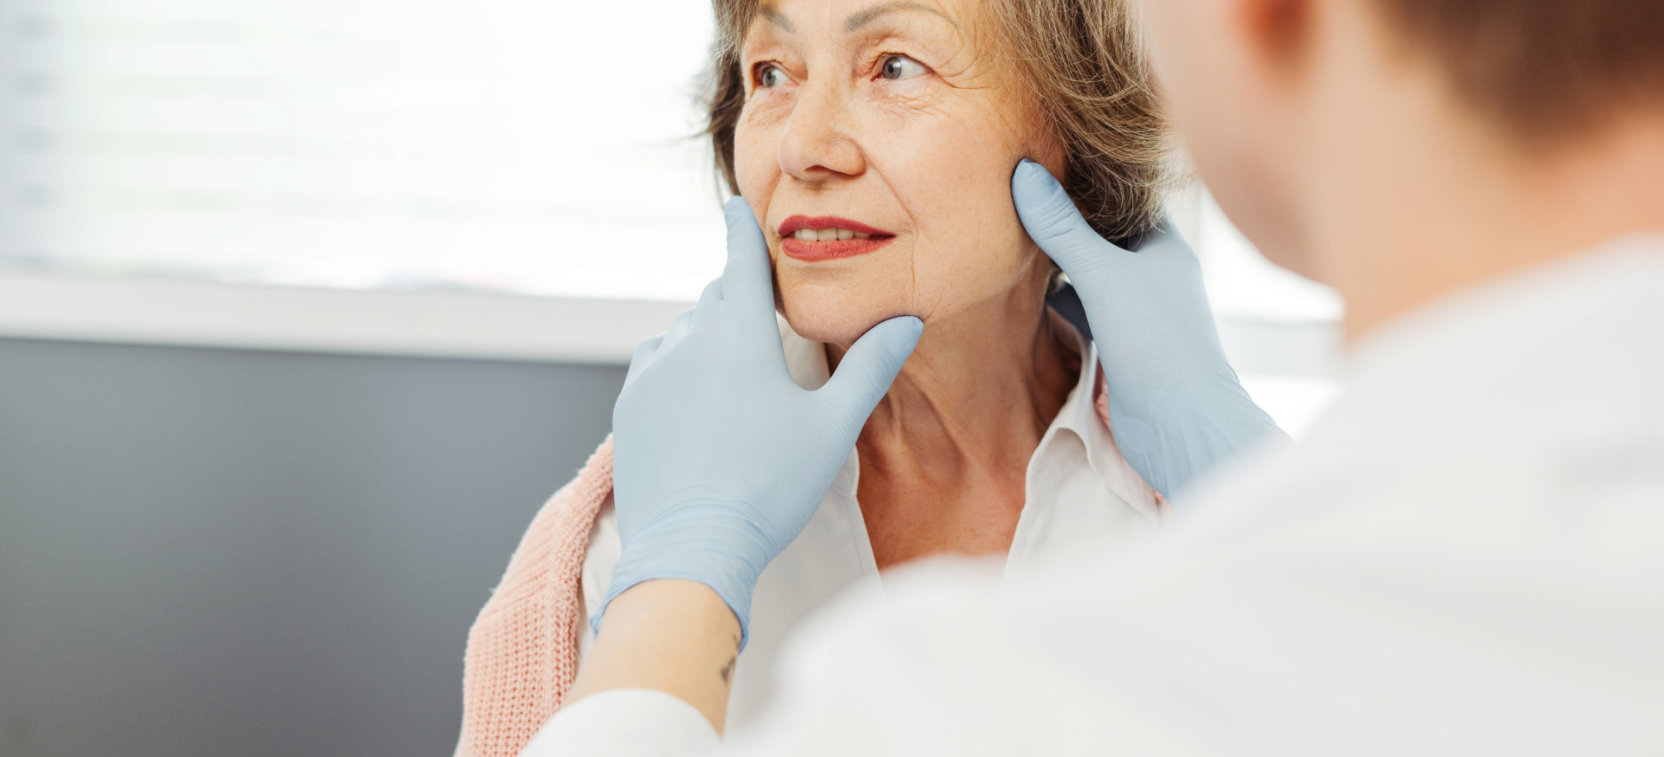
[524,234,1664,756]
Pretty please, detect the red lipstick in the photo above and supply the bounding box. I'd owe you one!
[777,215,897,262]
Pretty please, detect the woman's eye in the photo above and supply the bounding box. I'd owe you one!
[878,54,927,81]
[757,64,788,89]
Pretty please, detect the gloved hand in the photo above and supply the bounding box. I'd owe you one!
[595,197,924,648]
[1013,159,1288,499]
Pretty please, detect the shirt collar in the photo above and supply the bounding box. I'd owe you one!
[1045,308,1102,446]
[1044,310,1164,523]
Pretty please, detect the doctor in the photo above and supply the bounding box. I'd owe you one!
[526,0,1664,753]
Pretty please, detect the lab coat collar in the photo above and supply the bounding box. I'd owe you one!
[1313,233,1664,456]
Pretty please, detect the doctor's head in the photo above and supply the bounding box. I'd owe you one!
[1133,0,1664,293]
[704,0,1174,346]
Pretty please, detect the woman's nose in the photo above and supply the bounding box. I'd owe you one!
[776,82,865,183]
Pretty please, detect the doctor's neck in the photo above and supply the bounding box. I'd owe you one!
[1318,109,1664,343]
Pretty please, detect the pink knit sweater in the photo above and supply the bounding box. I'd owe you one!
[454,382,1145,757]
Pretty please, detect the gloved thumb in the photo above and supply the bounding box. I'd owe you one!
[1012,159,1115,283]
[819,315,924,435]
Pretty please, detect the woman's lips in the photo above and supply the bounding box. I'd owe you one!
[781,235,897,261]
[777,215,896,262]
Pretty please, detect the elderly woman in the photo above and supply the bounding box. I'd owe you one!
[454,0,1271,754]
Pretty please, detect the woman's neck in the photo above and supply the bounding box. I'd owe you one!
[825,270,1079,567]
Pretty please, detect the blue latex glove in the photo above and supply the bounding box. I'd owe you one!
[1013,160,1288,499]
[594,197,924,647]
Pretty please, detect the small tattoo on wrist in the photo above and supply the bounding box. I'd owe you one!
[718,631,742,684]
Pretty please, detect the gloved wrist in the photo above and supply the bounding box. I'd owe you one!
[590,502,773,649]
[1104,369,1287,498]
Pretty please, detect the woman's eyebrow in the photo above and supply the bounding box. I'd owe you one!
[754,2,957,37]
[844,1,959,33]
[760,6,795,33]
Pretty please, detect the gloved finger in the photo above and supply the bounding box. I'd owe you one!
[623,333,665,387]
[818,315,924,437]
[720,196,778,317]
[1011,159,1119,283]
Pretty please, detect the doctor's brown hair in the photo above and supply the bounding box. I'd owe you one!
[1370,0,1664,140]
[701,0,1177,245]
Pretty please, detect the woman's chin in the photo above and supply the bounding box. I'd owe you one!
[780,296,903,349]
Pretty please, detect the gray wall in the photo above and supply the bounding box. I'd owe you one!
[0,337,625,757]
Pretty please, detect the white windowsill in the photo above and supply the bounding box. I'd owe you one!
[0,272,1342,375]
[0,272,690,365]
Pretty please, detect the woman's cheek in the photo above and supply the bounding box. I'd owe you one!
[886,112,1041,303]
[732,117,761,189]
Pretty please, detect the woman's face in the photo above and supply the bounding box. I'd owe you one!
[734,0,1064,346]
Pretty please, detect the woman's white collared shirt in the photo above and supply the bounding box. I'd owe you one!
[578,314,1163,729]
